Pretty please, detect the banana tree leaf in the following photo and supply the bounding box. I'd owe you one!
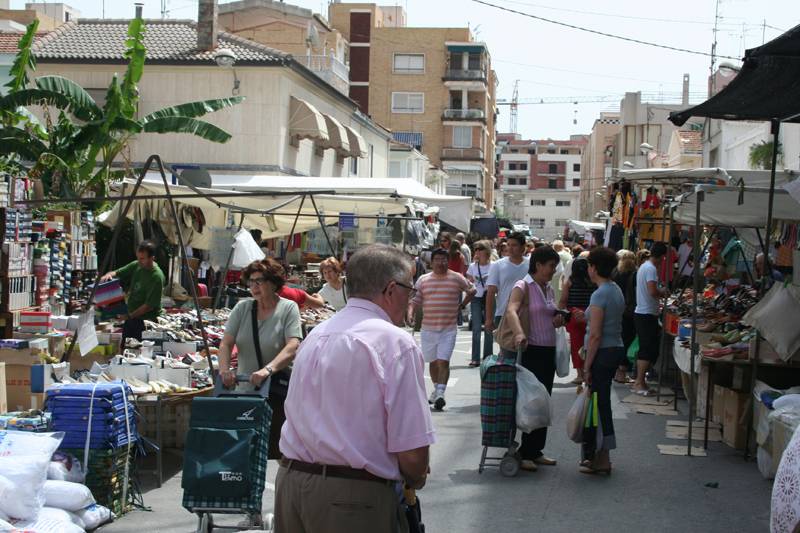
[0,127,47,159]
[141,96,244,122]
[3,19,38,93]
[0,89,81,116]
[35,76,101,121]
[142,116,233,143]
[121,18,145,118]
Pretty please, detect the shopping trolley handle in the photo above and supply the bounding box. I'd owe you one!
[213,373,271,399]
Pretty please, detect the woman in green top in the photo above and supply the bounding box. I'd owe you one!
[218,257,303,458]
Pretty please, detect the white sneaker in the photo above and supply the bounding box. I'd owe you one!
[433,391,446,411]
[428,390,437,404]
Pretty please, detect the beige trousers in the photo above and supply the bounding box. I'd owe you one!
[274,465,409,533]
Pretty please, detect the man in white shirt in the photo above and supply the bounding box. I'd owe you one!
[456,232,472,265]
[485,232,530,334]
[633,242,669,395]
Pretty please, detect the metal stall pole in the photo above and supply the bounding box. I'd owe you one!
[283,194,307,261]
[212,213,245,311]
[309,195,336,257]
[656,202,675,402]
[744,120,782,459]
[60,155,158,362]
[688,187,705,457]
[154,156,214,375]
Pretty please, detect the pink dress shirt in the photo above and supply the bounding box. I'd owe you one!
[279,298,436,481]
[515,275,557,347]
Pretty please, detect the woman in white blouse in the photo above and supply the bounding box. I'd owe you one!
[317,257,347,311]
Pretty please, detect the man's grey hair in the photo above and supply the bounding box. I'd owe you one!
[455,232,466,242]
[346,245,413,299]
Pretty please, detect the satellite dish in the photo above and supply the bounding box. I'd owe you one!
[179,168,212,189]
[306,23,321,50]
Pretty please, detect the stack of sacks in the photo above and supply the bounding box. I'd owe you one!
[46,382,138,516]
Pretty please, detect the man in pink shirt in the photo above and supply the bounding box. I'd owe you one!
[276,245,435,533]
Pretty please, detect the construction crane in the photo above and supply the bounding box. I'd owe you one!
[509,80,520,134]
[497,91,708,106]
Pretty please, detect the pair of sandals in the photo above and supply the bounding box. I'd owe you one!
[579,459,612,475]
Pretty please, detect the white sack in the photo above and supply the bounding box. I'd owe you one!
[0,455,50,520]
[42,480,95,512]
[76,504,115,530]
[47,453,85,484]
[38,507,85,529]
[0,431,64,458]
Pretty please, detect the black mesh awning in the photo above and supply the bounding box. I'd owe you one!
[669,23,800,126]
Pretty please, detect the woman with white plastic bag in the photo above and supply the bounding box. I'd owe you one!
[580,247,627,475]
[502,246,564,472]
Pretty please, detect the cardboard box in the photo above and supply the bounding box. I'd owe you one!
[162,341,198,357]
[0,363,7,414]
[5,364,45,411]
[30,363,70,393]
[722,387,750,450]
[713,385,725,424]
[0,347,38,366]
[107,364,150,383]
[152,367,191,388]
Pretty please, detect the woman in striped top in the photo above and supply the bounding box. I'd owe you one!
[504,246,565,472]
[559,258,597,385]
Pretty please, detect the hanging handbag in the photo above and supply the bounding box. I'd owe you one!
[495,282,530,352]
[251,300,291,398]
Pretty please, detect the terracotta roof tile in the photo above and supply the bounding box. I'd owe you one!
[31,19,290,65]
[0,31,48,54]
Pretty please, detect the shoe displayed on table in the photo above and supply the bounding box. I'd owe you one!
[433,392,446,411]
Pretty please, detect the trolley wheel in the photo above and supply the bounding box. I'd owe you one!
[499,454,520,477]
[197,512,213,533]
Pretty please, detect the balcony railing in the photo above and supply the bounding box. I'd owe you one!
[442,147,485,160]
[442,108,486,120]
[444,69,487,82]
[298,54,350,95]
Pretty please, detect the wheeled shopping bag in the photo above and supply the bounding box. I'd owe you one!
[182,376,274,532]
[478,348,522,477]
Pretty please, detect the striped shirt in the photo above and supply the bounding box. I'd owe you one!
[515,276,557,347]
[412,271,472,331]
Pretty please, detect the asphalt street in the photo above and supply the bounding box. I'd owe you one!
[101,328,773,532]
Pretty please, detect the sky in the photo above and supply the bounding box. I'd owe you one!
[13,0,799,139]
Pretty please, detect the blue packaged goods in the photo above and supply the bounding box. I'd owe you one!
[0,410,51,431]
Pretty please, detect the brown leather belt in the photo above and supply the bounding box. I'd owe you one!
[279,458,394,486]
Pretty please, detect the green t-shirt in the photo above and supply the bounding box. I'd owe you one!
[116,260,165,321]
[224,298,303,376]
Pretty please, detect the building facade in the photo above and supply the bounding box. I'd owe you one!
[29,15,392,179]
[579,112,620,221]
[328,3,497,209]
[497,133,586,239]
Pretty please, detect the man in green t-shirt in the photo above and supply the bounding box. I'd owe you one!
[101,240,165,345]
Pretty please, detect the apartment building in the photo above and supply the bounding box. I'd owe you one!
[497,133,586,239]
[218,0,350,95]
[328,3,497,209]
[579,112,620,220]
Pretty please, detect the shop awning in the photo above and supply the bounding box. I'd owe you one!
[344,125,367,158]
[319,114,351,155]
[672,185,800,227]
[289,96,329,142]
[392,131,424,148]
[615,168,799,188]
[669,24,800,126]
[100,179,410,248]
[210,175,474,231]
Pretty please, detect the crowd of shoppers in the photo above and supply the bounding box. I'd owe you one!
[214,225,687,530]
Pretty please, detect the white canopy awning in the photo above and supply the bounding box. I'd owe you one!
[289,97,329,143]
[672,184,800,227]
[101,179,409,249]
[569,220,606,233]
[320,114,351,155]
[209,175,474,231]
[615,167,799,188]
[343,125,367,158]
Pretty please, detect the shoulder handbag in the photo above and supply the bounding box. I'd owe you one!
[251,300,290,398]
[495,282,530,352]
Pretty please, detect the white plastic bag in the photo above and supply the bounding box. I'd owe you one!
[555,327,570,378]
[47,453,85,484]
[76,504,115,530]
[9,516,85,533]
[38,507,85,529]
[230,228,265,269]
[566,388,591,443]
[42,480,95,512]
[0,455,50,520]
[515,364,551,433]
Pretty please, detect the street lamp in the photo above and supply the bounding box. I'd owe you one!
[214,48,240,95]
